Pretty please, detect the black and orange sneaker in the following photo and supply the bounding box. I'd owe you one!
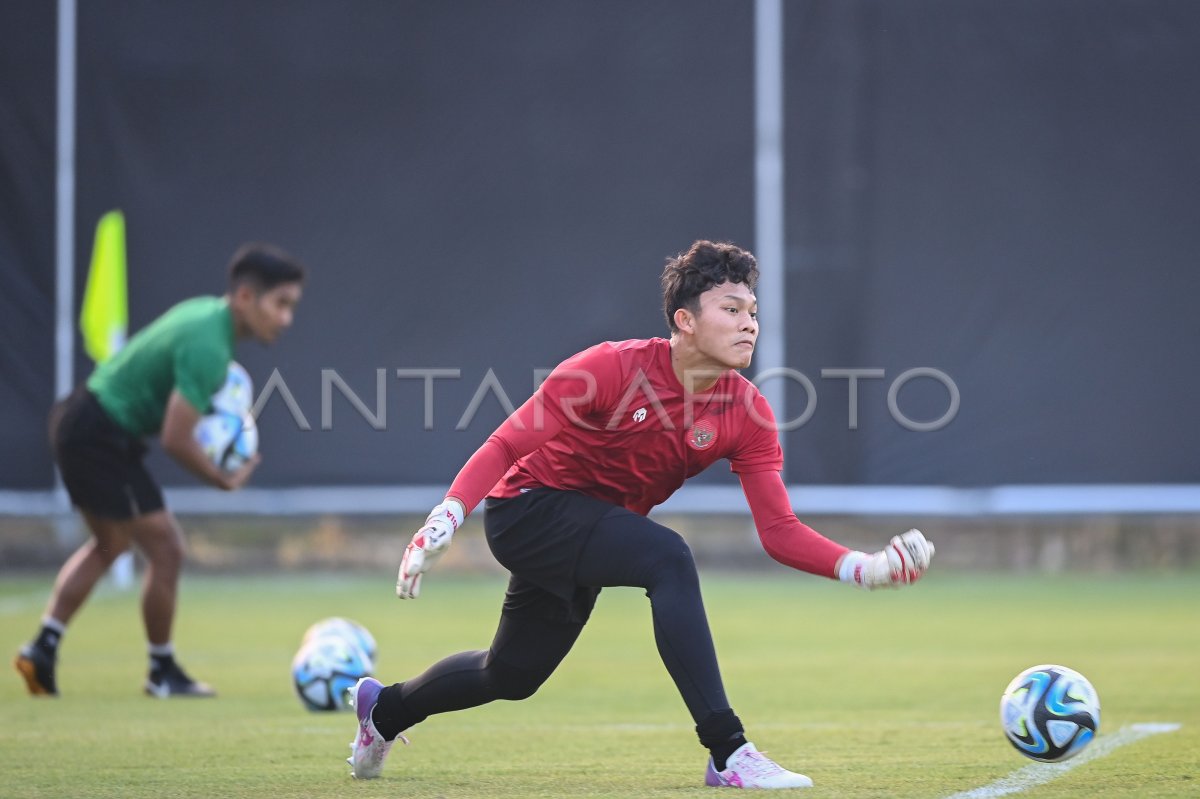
[14,644,59,696]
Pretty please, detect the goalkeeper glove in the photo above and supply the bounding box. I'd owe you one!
[839,528,935,590]
[396,498,466,599]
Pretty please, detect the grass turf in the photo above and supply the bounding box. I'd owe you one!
[1,570,1197,798]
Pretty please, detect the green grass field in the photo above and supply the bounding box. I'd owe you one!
[1,570,1197,798]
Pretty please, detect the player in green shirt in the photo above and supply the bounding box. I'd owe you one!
[14,243,305,698]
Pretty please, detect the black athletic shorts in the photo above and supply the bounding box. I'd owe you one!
[49,385,164,520]
[484,488,615,624]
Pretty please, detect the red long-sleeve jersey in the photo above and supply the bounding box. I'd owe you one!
[447,338,848,578]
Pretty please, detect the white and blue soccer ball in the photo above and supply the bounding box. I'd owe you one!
[193,410,258,471]
[1000,664,1100,762]
[291,633,374,712]
[194,362,258,471]
[302,617,378,664]
[211,361,254,416]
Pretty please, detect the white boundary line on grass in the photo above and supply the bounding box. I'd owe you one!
[943,723,1182,799]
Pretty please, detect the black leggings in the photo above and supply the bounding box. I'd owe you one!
[372,506,732,735]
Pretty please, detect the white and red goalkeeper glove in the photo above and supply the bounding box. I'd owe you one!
[396,498,465,599]
[839,529,935,590]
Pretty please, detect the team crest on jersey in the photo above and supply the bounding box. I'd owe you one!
[688,419,717,450]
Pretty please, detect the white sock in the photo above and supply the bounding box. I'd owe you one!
[41,616,66,634]
[148,642,174,659]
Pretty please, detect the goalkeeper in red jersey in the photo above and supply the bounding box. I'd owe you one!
[348,240,934,788]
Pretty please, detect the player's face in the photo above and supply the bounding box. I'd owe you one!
[240,282,303,344]
[691,281,759,370]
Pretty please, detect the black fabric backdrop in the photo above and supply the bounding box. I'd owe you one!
[3,1,1197,491]
[0,3,57,489]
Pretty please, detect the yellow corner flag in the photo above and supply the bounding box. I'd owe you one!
[80,209,128,363]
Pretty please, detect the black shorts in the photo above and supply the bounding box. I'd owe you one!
[49,386,164,520]
[484,488,616,624]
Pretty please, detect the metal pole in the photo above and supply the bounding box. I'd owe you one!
[53,0,77,525]
[50,0,86,553]
[754,0,787,467]
[55,0,77,408]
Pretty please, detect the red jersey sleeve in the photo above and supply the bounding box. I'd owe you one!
[445,400,562,513]
[739,469,849,578]
[446,343,622,513]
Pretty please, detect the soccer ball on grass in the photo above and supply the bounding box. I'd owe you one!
[291,633,374,712]
[999,664,1100,762]
[302,617,378,664]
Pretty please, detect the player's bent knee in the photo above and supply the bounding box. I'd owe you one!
[130,512,186,565]
[92,539,131,567]
[487,656,551,701]
[144,535,185,568]
[653,531,699,577]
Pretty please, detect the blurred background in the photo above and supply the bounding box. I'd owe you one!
[2,1,1198,575]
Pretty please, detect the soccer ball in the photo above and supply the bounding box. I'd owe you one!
[193,410,258,471]
[999,664,1100,762]
[291,634,374,712]
[302,617,378,664]
[211,361,254,415]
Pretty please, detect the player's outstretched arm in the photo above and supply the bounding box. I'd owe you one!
[396,498,466,599]
[740,470,935,586]
[836,529,936,590]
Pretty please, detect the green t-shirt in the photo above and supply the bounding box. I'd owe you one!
[87,296,235,437]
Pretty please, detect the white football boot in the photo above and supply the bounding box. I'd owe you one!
[705,742,813,789]
[346,676,407,779]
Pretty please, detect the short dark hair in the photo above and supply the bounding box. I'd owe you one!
[661,240,758,333]
[227,242,306,292]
